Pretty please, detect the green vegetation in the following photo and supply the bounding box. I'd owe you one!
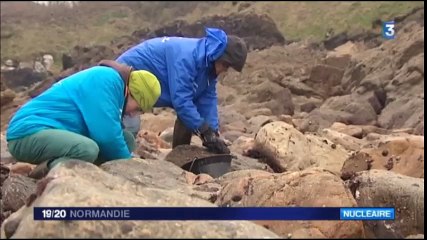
[1,1,424,70]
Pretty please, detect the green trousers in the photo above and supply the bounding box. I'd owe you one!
[7,129,136,169]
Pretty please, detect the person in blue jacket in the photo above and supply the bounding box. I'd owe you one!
[117,27,248,154]
[6,60,161,179]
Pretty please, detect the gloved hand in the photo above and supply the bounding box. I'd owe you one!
[197,123,230,154]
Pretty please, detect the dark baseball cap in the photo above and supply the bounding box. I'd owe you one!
[219,35,248,72]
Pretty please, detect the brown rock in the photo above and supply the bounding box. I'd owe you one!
[321,128,366,152]
[243,108,273,119]
[140,112,176,135]
[230,136,256,156]
[300,93,380,133]
[221,130,246,143]
[254,122,349,173]
[378,97,424,132]
[307,64,345,98]
[135,137,161,160]
[360,125,391,136]
[323,53,352,70]
[278,115,293,125]
[8,163,36,176]
[247,115,278,134]
[330,122,364,138]
[158,127,174,144]
[246,81,294,115]
[137,130,170,149]
[300,102,317,113]
[360,135,424,178]
[397,40,424,69]
[221,122,248,134]
[216,168,364,238]
[319,94,378,125]
[340,152,373,180]
[193,173,214,185]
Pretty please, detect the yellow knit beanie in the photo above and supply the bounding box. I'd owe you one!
[128,70,161,112]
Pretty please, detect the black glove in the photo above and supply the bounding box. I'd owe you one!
[197,123,230,154]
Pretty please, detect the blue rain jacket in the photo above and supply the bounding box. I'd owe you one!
[116,28,228,131]
[6,66,132,161]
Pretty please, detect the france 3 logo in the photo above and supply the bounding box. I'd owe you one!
[382,21,395,40]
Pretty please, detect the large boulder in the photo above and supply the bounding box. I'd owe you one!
[1,68,47,91]
[348,170,424,238]
[1,160,280,238]
[319,94,378,125]
[216,168,364,238]
[300,93,379,132]
[100,158,220,202]
[306,64,345,98]
[378,97,424,135]
[246,81,294,116]
[61,45,116,71]
[254,122,349,173]
[147,12,285,51]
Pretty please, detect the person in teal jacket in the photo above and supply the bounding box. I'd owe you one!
[117,28,248,154]
[6,60,161,179]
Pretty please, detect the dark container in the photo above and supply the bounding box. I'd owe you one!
[182,154,232,178]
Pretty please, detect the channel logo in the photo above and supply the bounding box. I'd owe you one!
[382,21,395,40]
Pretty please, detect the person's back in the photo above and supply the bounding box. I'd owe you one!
[7,66,124,141]
[6,66,132,177]
[117,29,226,109]
[117,28,247,154]
[6,62,162,179]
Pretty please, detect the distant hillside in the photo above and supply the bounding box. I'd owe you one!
[1,1,424,70]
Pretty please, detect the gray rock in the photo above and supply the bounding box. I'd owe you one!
[100,158,220,202]
[348,170,424,238]
[1,160,279,239]
[1,175,37,212]
[230,154,271,172]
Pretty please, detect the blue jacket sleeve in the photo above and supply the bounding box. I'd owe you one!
[196,80,219,131]
[74,68,132,161]
[165,45,205,131]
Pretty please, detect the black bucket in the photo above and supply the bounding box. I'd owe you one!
[182,154,232,178]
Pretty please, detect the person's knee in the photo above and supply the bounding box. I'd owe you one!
[72,140,99,162]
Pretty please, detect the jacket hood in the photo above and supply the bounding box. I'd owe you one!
[203,28,228,66]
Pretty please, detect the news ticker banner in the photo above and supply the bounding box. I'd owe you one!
[34,207,395,221]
